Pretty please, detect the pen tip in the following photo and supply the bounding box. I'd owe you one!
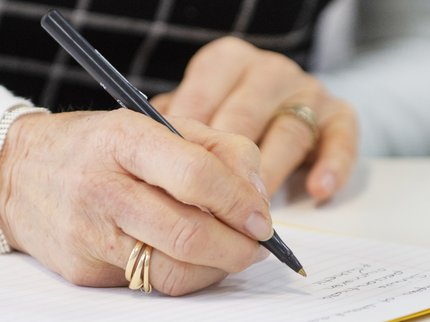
[298,269,307,277]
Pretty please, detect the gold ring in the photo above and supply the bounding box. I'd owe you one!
[142,246,153,293]
[125,241,144,281]
[126,241,153,293]
[129,246,146,290]
[273,104,319,145]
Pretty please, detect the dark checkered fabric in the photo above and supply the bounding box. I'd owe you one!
[0,0,331,112]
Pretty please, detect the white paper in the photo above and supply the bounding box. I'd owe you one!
[1,224,429,322]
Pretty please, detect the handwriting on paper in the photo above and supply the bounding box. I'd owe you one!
[310,264,427,300]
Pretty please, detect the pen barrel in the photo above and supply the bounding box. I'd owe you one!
[259,230,303,272]
[41,10,180,136]
[41,11,135,108]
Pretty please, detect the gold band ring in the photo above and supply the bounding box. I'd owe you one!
[125,241,144,281]
[272,104,319,145]
[142,246,153,293]
[125,241,153,293]
[128,245,146,290]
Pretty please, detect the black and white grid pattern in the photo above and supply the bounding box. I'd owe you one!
[0,0,331,112]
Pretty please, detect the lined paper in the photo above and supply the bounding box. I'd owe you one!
[1,225,429,322]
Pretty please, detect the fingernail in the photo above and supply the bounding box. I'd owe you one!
[249,172,270,206]
[245,212,272,240]
[320,171,336,195]
[254,247,271,263]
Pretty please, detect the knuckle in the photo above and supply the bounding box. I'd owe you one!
[176,150,213,191]
[191,36,253,69]
[213,36,246,47]
[88,110,131,161]
[159,261,189,296]
[259,51,301,75]
[303,76,326,97]
[97,109,129,137]
[169,216,207,260]
[207,36,253,57]
[105,107,133,122]
[108,109,141,141]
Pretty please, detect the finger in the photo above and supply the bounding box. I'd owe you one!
[150,91,174,115]
[306,99,358,201]
[259,112,315,197]
[78,168,264,273]
[149,250,228,296]
[107,109,272,241]
[210,52,298,141]
[167,117,269,201]
[101,234,228,296]
[62,232,228,295]
[150,250,227,296]
[166,37,256,123]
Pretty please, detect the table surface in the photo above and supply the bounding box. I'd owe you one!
[271,158,430,248]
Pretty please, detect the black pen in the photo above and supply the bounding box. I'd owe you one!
[41,9,306,277]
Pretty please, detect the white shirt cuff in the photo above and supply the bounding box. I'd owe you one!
[0,85,34,115]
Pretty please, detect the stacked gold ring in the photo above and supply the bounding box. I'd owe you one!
[125,241,153,293]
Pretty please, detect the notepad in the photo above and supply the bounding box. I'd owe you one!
[1,224,429,322]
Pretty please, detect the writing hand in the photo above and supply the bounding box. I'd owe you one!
[0,109,270,295]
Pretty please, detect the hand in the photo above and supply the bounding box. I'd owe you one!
[151,37,358,201]
[0,109,271,296]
